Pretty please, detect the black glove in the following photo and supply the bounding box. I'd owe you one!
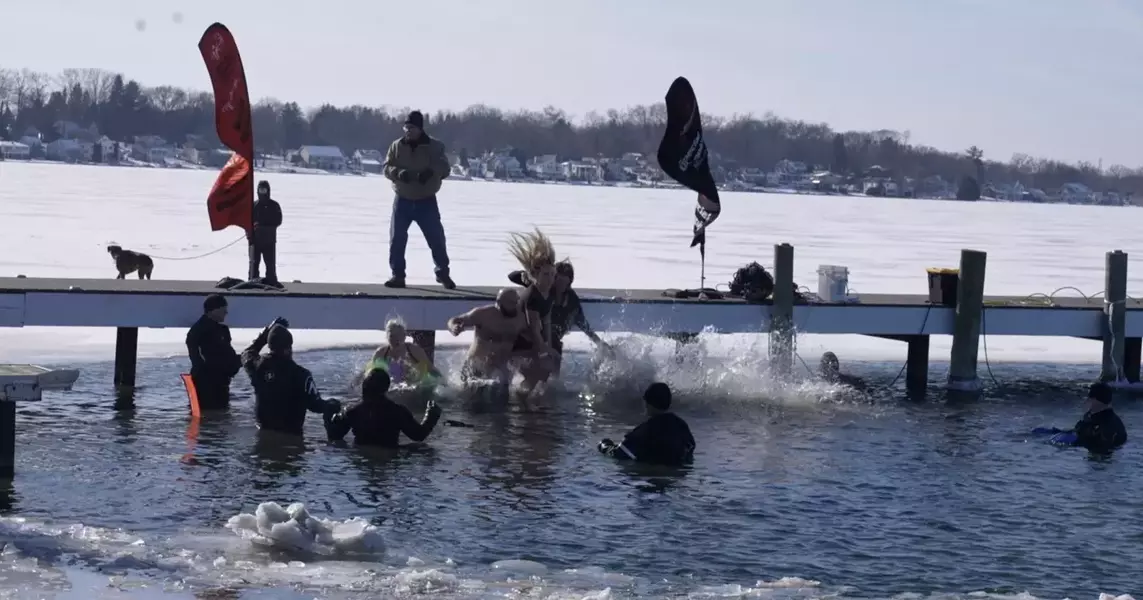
[324,398,342,415]
[416,169,433,184]
[272,316,290,329]
[598,438,616,454]
[397,169,413,183]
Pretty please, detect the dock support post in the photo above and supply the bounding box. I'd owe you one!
[1101,250,1128,383]
[411,330,437,364]
[769,243,795,376]
[905,335,930,395]
[947,249,987,392]
[0,400,13,479]
[1124,338,1141,383]
[113,327,138,389]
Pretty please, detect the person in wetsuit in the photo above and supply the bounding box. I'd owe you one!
[598,382,696,467]
[819,352,867,391]
[1064,382,1128,453]
[324,367,442,448]
[184,294,242,410]
[241,318,341,437]
[508,259,610,376]
[506,229,558,397]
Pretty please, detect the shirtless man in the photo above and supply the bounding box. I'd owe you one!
[447,288,529,387]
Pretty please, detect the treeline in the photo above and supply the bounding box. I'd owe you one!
[1,66,1140,193]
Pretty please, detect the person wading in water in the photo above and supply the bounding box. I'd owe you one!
[355,318,441,388]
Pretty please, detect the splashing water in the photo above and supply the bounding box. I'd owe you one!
[225,502,384,556]
[580,326,854,412]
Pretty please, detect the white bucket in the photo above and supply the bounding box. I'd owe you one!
[817,265,849,303]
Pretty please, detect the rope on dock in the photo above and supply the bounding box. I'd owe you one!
[144,235,247,261]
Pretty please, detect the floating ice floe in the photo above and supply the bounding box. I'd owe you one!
[225,501,384,556]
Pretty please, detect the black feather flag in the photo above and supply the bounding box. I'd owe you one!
[656,76,721,256]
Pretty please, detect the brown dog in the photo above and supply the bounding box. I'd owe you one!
[107,245,154,280]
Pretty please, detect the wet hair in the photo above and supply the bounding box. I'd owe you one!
[555,259,575,284]
[644,382,672,411]
[362,367,391,399]
[507,228,556,276]
[385,317,407,336]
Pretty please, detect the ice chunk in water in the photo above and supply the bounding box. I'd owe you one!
[225,501,384,556]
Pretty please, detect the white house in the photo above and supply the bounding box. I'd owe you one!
[45,139,83,162]
[0,141,30,160]
[562,161,602,181]
[98,136,119,163]
[529,155,561,180]
[350,149,383,173]
[1060,182,1093,204]
[300,145,347,171]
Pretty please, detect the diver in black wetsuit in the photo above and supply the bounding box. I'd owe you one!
[598,382,696,467]
[1067,382,1128,453]
[241,318,341,437]
[508,259,610,375]
[324,368,442,448]
[185,294,242,410]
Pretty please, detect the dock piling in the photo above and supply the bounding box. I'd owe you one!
[1124,338,1141,383]
[1101,250,1128,383]
[0,400,13,479]
[113,327,138,389]
[411,330,436,364]
[769,243,795,375]
[947,249,987,392]
[905,335,930,394]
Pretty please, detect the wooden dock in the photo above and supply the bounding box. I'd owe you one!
[0,244,1138,478]
[0,245,1140,395]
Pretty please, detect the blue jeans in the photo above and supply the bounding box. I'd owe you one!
[389,195,450,278]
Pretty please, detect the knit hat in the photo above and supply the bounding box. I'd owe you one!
[267,324,293,351]
[644,382,672,411]
[1088,381,1113,405]
[203,294,227,312]
[404,110,424,129]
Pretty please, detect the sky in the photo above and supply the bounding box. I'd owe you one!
[6,0,1143,166]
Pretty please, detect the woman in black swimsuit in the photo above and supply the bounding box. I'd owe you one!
[507,228,558,397]
[508,259,609,376]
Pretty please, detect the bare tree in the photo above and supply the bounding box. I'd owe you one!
[78,68,115,103]
[145,85,188,111]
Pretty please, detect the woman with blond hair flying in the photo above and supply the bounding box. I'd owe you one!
[507,228,557,398]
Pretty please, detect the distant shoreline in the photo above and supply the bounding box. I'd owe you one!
[1,158,1135,207]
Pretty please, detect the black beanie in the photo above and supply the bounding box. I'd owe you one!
[257,180,270,193]
[1088,382,1113,405]
[203,294,227,312]
[404,110,424,129]
[644,382,672,411]
[267,325,293,351]
[362,368,391,399]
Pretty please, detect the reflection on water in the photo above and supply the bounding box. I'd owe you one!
[3,348,1142,598]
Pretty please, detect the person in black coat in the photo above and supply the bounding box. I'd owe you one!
[241,318,341,437]
[325,368,442,449]
[598,382,696,467]
[249,180,282,285]
[184,294,242,410]
[1069,382,1128,453]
